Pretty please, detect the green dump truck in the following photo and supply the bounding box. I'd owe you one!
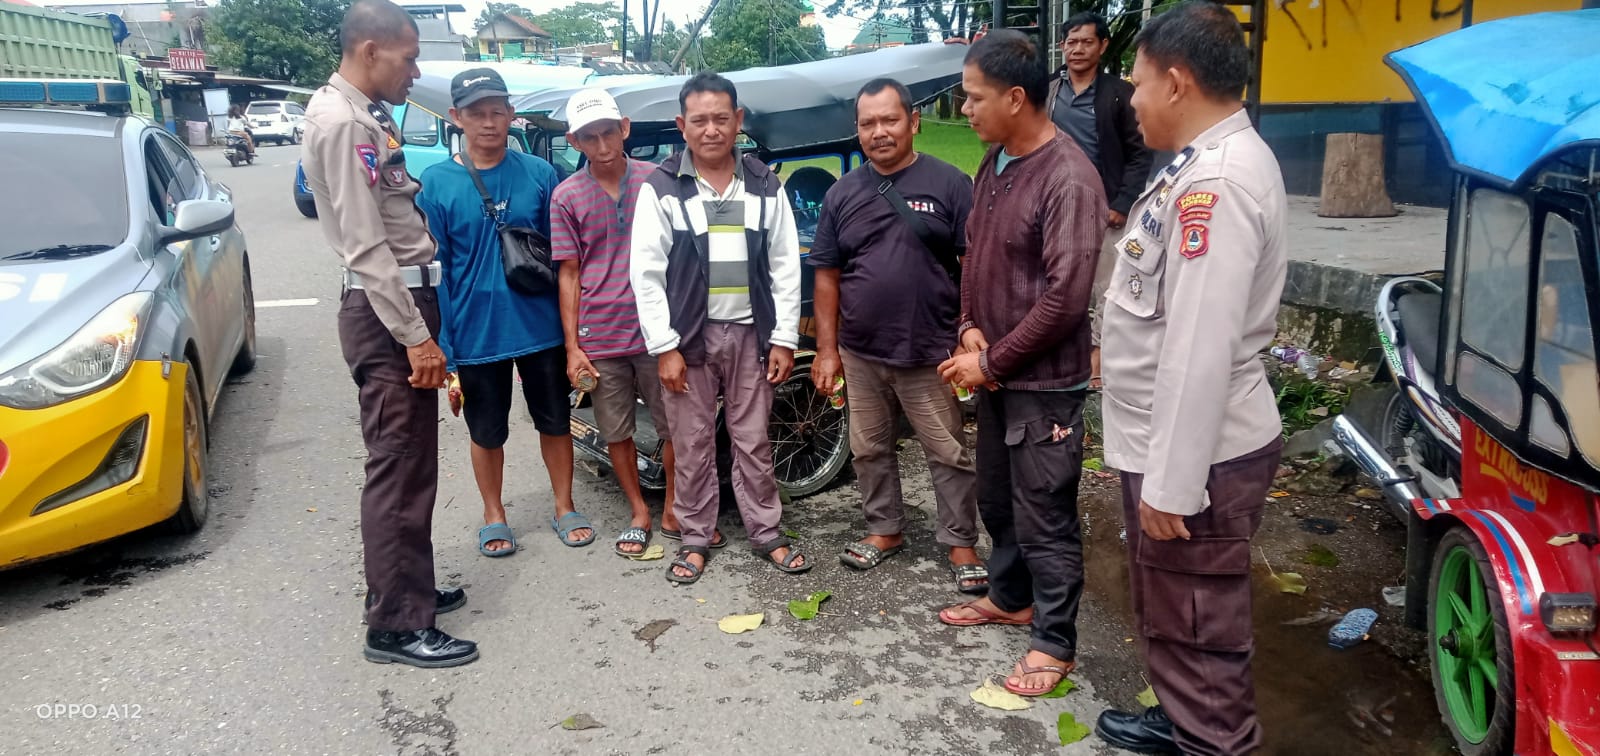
[0,3,159,120]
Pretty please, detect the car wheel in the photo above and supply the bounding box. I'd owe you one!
[169,362,210,533]
[232,260,257,375]
[295,198,318,219]
[1429,526,1515,755]
[292,129,302,145]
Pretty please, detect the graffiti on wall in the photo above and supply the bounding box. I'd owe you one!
[1276,0,1466,50]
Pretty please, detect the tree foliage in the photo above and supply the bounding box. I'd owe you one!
[209,0,345,86]
[703,0,825,72]
[474,2,534,32]
[531,1,622,47]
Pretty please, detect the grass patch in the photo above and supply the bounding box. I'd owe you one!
[918,120,989,176]
[1276,376,1350,436]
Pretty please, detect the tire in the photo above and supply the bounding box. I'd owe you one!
[227,154,239,167]
[231,260,257,375]
[768,362,851,498]
[169,362,210,534]
[291,129,302,145]
[296,198,318,219]
[1428,526,1515,755]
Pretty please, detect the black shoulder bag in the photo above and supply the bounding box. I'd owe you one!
[462,155,556,296]
[875,177,962,284]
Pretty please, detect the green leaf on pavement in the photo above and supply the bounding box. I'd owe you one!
[559,713,604,730]
[1083,458,1104,471]
[1301,544,1339,567]
[782,527,802,539]
[1057,712,1091,745]
[1270,571,1309,595]
[787,590,833,620]
[1039,676,1078,699]
[1136,685,1160,708]
[970,680,1032,711]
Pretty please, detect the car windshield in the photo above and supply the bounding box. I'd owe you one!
[246,104,279,115]
[0,133,127,261]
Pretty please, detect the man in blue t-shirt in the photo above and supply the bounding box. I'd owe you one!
[418,68,595,557]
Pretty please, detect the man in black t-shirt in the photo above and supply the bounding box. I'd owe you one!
[809,78,986,594]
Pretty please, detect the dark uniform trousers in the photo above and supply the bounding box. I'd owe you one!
[338,287,442,632]
[1119,437,1284,756]
[975,387,1087,662]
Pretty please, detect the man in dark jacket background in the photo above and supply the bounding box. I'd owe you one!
[1048,12,1153,386]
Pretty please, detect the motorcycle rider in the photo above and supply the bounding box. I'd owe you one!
[226,104,256,158]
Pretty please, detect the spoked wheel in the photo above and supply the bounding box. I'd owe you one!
[768,363,850,498]
[1429,526,1515,755]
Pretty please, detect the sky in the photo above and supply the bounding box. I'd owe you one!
[41,0,878,51]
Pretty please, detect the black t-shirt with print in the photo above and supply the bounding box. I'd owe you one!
[807,153,974,367]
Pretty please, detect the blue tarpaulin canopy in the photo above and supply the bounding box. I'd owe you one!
[1386,9,1600,187]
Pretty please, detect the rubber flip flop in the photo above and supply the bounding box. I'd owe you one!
[614,526,652,557]
[938,600,1033,627]
[1004,658,1076,697]
[659,527,728,549]
[550,511,597,548]
[478,523,517,557]
[839,541,904,570]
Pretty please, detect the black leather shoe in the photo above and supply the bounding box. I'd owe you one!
[364,627,479,668]
[1095,705,1181,754]
[363,588,467,621]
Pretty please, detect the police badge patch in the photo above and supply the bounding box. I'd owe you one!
[355,144,379,186]
[386,134,401,150]
[1181,223,1209,259]
[1129,273,1144,300]
[1123,238,1145,259]
[384,166,408,187]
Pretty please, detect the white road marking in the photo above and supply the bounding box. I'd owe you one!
[257,298,320,309]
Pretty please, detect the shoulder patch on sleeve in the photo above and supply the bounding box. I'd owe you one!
[356,144,379,186]
[1180,223,1209,259]
[1176,190,1218,213]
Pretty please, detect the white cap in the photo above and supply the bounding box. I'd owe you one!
[565,88,623,135]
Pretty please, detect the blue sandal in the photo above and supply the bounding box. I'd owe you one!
[550,511,596,547]
[478,523,517,557]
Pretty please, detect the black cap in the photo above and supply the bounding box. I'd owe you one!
[450,68,509,109]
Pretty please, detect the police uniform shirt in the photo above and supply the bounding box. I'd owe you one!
[302,73,437,347]
[1100,108,1289,516]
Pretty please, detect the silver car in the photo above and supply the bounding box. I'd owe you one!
[0,89,255,569]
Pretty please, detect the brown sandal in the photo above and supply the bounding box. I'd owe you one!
[1004,657,1076,697]
[938,600,1033,627]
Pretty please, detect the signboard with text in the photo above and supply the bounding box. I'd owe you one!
[168,48,207,72]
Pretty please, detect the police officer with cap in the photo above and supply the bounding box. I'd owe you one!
[302,0,478,668]
[1095,2,1287,753]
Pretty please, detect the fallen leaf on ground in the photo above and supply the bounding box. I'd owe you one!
[1136,685,1160,708]
[628,544,666,561]
[306,507,317,512]
[1057,712,1091,745]
[853,699,864,706]
[1083,458,1104,471]
[782,527,802,539]
[788,590,833,620]
[1302,544,1340,568]
[559,713,604,731]
[717,613,764,634]
[1354,488,1384,501]
[1309,406,1330,417]
[970,680,1032,711]
[1039,676,1078,699]
[695,598,707,604]
[1269,491,1291,498]
[1270,571,1309,595]
[1548,533,1582,547]
[633,619,676,653]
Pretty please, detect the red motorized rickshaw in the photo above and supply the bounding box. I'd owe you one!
[1333,10,1600,755]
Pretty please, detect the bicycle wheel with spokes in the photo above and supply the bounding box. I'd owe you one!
[768,363,851,498]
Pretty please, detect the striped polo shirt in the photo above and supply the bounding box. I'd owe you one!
[685,155,756,324]
[550,158,654,359]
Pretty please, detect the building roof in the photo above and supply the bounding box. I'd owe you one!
[849,18,915,48]
[480,12,551,39]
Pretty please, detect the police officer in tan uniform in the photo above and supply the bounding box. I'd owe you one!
[1094,3,1286,753]
[302,0,477,668]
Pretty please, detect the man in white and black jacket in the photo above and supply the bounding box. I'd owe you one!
[629,72,808,585]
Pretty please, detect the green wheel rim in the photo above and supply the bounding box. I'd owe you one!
[1434,544,1498,743]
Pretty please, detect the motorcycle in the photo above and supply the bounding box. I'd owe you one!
[224,133,254,167]
[1371,276,1462,506]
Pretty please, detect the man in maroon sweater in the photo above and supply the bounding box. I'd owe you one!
[937,28,1107,697]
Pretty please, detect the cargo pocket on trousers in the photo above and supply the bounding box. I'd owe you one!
[360,380,421,457]
[1003,414,1084,497]
[1135,534,1254,652]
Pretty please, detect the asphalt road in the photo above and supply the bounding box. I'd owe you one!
[2,145,1448,756]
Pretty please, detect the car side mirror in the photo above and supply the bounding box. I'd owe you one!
[160,200,234,244]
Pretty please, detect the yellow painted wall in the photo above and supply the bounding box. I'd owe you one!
[1259,0,1581,104]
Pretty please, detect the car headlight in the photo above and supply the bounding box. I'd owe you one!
[0,292,154,410]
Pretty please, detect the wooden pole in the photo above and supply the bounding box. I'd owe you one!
[671,0,723,71]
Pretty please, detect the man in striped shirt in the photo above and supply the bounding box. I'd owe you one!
[554,88,700,558]
[630,73,808,584]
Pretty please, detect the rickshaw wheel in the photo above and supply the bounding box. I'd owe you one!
[768,362,851,498]
[1428,526,1515,755]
